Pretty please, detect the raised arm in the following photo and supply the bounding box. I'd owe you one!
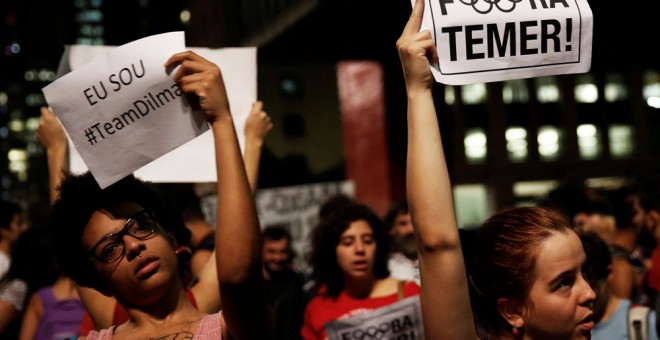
[397,1,477,339]
[36,106,118,332]
[187,102,272,313]
[243,100,273,194]
[164,51,269,339]
[36,106,68,205]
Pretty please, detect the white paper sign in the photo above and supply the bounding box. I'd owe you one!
[415,0,593,85]
[50,38,257,186]
[42,32,209,188]
[325,296,425,340]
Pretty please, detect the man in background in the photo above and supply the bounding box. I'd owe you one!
[262,225,306,340]
[385,198,420,285]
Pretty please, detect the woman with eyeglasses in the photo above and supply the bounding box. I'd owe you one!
[47,51,269,339]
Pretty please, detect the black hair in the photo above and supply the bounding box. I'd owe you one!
[308,199,390,297]
[0,200,22,232]
[262,224,292,243]
[50,171,190,290]
[261,224,295,262]
[579,232,612,287]
[384,198,409,232]
[154,183,206,223]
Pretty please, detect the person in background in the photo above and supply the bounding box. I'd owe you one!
[397,1,595,338]
[18,273,83,340]
[0,228,54,339]
[608,186,650,303]
[580,231,658,340]
[0,200,28,280]
[573,197,616,245]
[261,225,306,340]
[384,198,419,285]
[302,199,421,340]
[640,184,660,306]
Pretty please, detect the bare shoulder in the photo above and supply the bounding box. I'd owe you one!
[372,277,402,297]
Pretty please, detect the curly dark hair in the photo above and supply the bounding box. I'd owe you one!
[308,199,390,297]
[50,171,190,291]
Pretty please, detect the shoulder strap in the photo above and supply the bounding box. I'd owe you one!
[397,280,405,301]
[628,304,651,340]
[37,287,55,306]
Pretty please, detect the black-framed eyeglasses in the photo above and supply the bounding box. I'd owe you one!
[87,210,157,263]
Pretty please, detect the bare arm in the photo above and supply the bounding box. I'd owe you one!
[36,106,68,205]
[243,100,273,193]
[397,0,477,339]
[0,300,19,334]
[37,106,117,330]
[188,102,271,312]
[165,51,269,339]
[18,294,42,340]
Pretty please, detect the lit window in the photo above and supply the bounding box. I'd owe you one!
[605,73,628,102]
[8,119,24,132]
[585,177,627,190]
[453,184,490,228]
[462,83,487,105]
[577,124,600,160]
[575,74,598,103]
[609,124,633,158]
[26,117,40,132]
[535,76,560,103]
[506,127,528,162]
[643,70,660,108]
[0,92,7,105]
[180,10,191,24]
[503,79,529,104]
[538,125,561,160]
[445,86,455,105]
[464,128,487,163]
[24,69,36,82]
[8,148,28,182]
[513,180,559,200]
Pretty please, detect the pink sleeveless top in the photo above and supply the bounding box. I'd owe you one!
[85,312,222,339]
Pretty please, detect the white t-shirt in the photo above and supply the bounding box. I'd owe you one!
[0,251,10,280]
[387,252,420,285]
[0,278,28,312]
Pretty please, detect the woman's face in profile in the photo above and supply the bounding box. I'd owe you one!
[521,230,595,339]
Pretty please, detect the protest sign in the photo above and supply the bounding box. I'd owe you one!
[46,35,257,186]
[255,180,355,269]
[325,296,424,340]
[414,0,593,85]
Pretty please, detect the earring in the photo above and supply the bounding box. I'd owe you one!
[512,326,520,336]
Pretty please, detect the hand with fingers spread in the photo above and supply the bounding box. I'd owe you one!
[396,0,438,94]
[164,51,231,125]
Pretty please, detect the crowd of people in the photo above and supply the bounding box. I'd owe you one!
[1,0,660,339]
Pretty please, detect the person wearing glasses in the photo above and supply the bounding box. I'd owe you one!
[47,51,269,339]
